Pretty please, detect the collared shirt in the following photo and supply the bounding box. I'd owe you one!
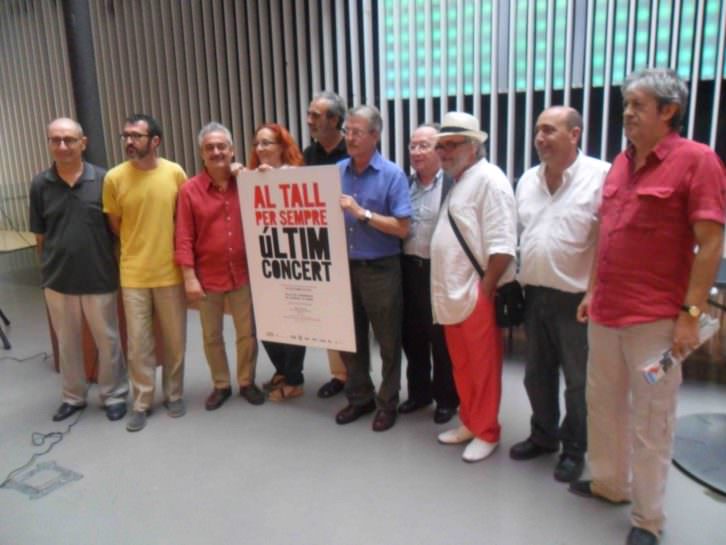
[430,158,517,325]
[403,169,445,259]
[304,138,348,166]
[339,151,412,260]
[591,132,726,327]
[103,158,186,288]
[29,162,118,294]
[516,152,609,293]
[175,170,249,292]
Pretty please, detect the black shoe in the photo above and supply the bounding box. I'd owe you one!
[398,398,431,414]
[52,402,86,422]
[318,378,345,398]
[240,384,266,406]
[554,455,585,482]
[433,406,457,424]
[626,527,658,545]
[372,409,397,432]
[335,400,376,425]
[509,438,559,460]
[105,402,127,421]
[568,480,631,505]
[205,387,232,410]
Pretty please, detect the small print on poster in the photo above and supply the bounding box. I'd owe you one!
[238,165,355,352]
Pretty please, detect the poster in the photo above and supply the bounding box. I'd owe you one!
[237,165,356,352]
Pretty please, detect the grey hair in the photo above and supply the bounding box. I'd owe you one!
[313,91,347,129]
[47,117,84,137]
[622,68,688,130]
[198,122,233,147]
[418,122,441,131]
[347,105,383,134]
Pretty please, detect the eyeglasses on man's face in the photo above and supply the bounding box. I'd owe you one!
[435,139,470,152]
[48,136,81,147]
[119,132,151,142]
[408,142,434,152]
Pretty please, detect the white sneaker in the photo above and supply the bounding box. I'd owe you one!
[462,438,499,462]
[437,425,475,445]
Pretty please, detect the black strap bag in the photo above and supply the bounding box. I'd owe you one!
[447,209,525,328]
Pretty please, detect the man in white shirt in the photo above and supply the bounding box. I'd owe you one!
[511,106,609,482]
[430,112,517,462]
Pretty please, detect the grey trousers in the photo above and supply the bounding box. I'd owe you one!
[523,286,587,458]
[44,288,128,407]
[341,256,403,411]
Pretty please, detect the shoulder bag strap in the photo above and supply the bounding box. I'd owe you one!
[447,208,484,279]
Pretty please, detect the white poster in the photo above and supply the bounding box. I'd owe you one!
[238,165,356,352]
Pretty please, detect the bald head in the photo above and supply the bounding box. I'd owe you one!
[47,117,84,138]
[46,117,86,168]
[534,106,581,169]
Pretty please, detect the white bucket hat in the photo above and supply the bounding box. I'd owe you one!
[437,112,488,143]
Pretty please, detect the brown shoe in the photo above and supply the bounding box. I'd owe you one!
[240,384,266,405]
[205,387,232,411]
[335,400,376,425]
[372,409,397,432]
[268,384,304,402]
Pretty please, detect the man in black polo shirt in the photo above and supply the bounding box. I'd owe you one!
[29,118,128,422]
[303,91,350,399]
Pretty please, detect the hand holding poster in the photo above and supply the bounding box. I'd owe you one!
[238,165,355,352]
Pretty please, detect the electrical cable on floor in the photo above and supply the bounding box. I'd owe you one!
[0,352,51,363]
[0,405,83,490]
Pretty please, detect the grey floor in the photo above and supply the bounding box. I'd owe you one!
[1,264,724,545]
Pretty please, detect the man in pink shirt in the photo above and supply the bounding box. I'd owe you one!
[572,68,726,545]
[175,122,265,410]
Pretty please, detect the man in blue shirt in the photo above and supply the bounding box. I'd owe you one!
[336,105,411,432]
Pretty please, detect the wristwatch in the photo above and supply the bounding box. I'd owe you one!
[680,304,702,318]
[360,209,373,223]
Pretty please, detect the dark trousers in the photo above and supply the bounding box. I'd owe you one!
[341,256,403,411]
[401,255,458,409]
[524,286,587,459]
[262,341,305,386]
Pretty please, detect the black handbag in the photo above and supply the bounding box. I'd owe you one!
[447,209,525,328]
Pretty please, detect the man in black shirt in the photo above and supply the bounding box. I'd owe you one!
[29,118,128,422]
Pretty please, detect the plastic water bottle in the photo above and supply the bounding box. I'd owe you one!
[642,314,720,384]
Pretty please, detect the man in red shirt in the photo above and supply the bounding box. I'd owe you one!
[175,122,265,410]
[572,68,726,545]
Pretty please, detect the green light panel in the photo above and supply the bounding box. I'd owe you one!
[655,0,673,67]
[431,0,441,96]
[446,4,457,95]
[385,0,395,99]
[461,2,476,95]
[632,0,651,70]
[415,0,428,97]
[533,1,547,89]
[479,1,492,94]
[611,0,630,84]
[591,0,608,87]
[552,0,568,89]
[515,0,528,91]
[701,0,722,79]
[677,1,697,80]
[400,4,410,98]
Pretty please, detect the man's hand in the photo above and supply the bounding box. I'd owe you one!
[340,194,363,220]
[671,312,700,359]
[576,292,592,323]
[230,162,245,176]
[184,276,205,302]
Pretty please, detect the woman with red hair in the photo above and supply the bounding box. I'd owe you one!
[247,124,307,401]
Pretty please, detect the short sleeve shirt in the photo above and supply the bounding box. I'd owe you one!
[29,162,118,294]
[590,133,726,327]
[303,139,348,166]
[338,151,412,260]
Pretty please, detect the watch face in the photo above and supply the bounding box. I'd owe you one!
[689,306,700,318]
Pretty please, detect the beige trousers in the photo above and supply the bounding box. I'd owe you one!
[44,288,128,406]
[327,350,347,381]
[198,285,258,389]
[123,285,187,411]
[587,319,681,536]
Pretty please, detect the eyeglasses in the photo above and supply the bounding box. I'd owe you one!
[435,139,470,152]
[119,133,151,142]
[408,142,434,152]
[48,137,81,146]
[203,142,231,152]
[342,127,374,138]
[253,139,279,148]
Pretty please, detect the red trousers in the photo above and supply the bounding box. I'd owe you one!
[444,292,503,443]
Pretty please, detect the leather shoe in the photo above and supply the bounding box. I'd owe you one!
[554,454,585,482]
[568,480,631,505]
[626,527,659,545]
[318,378,345,398]
[105,402,127,421]
[433,406,457,424]
[205,387,232,410]
[52,402,86,422]
[335,400,376,425]
[398,398,431,414]
[240,384,265,406]
[372,409,397,431]
[509,438,558,460]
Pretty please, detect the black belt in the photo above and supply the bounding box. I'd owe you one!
[402,255,430,267]
[350,255,399,267]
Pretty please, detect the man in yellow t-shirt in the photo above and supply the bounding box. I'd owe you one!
[103,114,187,432]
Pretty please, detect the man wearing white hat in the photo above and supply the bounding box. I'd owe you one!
[429,112,517,462]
